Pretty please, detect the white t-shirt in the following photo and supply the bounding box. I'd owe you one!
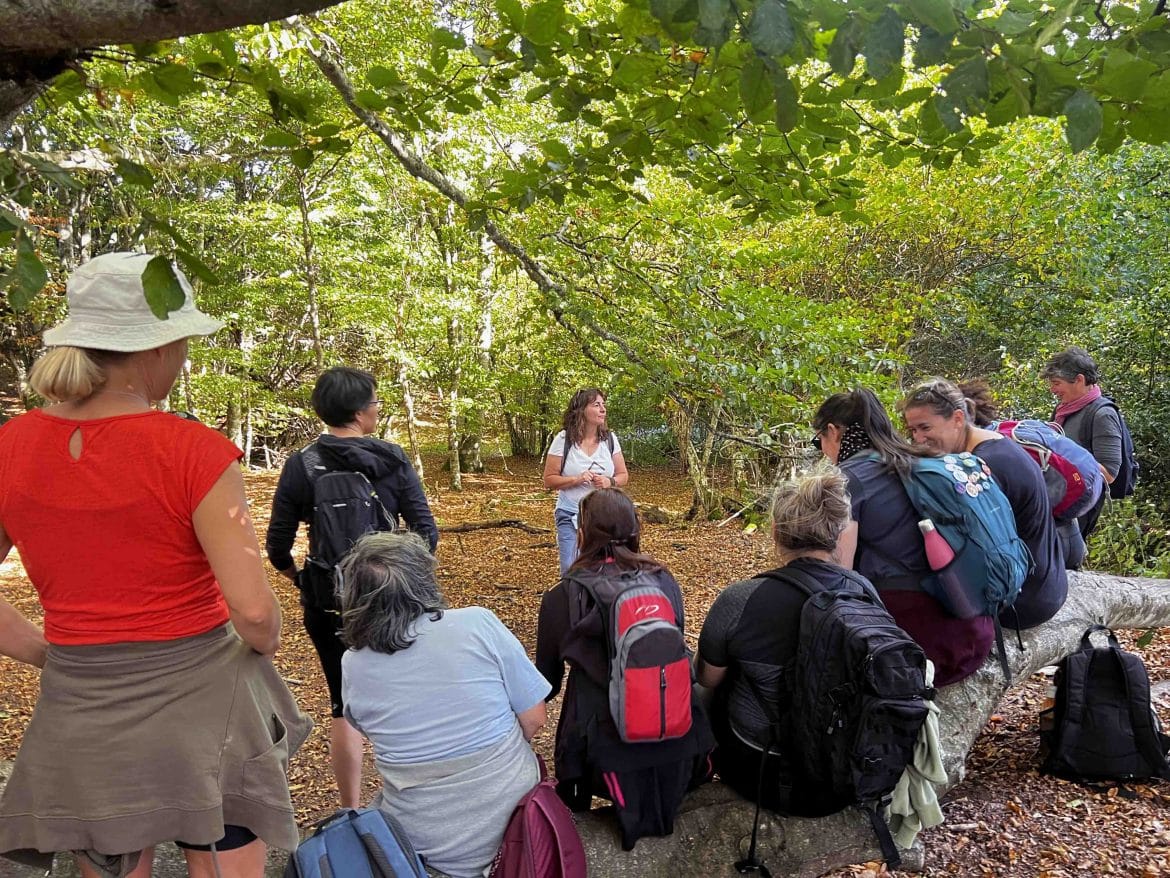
[548,430,622,513]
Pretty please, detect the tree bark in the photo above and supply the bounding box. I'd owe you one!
[296,171,325,371]
[0,1,347,133]
[564,572,1170,878]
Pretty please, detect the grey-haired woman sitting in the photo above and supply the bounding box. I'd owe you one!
[338,532,550,878]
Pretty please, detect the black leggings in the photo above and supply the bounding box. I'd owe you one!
[175,824,258,851]
[303,605,346,719]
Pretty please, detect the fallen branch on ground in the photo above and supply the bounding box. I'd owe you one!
[439,519,550,535]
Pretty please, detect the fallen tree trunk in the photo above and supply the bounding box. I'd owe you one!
[567,571,1170,878]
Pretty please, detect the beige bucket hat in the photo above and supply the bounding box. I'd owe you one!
[42,252,223,352]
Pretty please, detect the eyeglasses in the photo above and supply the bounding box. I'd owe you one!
[365,399,381,409]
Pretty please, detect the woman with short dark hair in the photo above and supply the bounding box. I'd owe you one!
[265,366,438,809]
[812,388,994,685]
[1041,346,1125,538]
[339,532,549,878]
[542,388,629,574]
[535,488,713,850]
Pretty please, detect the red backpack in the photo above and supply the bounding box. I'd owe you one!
[489,759,587,878]
[566,567,693,743]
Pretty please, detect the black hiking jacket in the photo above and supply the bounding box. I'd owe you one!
[265,434,438,573]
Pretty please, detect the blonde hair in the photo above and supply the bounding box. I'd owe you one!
[770,467,852,553]
[28,346,125,402]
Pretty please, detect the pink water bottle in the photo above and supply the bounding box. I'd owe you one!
[918,519,954,570]
[919,519,979,618]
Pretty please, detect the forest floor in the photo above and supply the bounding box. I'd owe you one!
[1,454,1169,877]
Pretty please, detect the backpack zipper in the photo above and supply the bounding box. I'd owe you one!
[660,665,667,740]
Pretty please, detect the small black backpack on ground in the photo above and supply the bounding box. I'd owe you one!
[1040,625,1170,783]
[299,442,396,611]
[739,566,934,872]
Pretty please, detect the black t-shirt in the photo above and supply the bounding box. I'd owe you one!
[973,437,1067,628]
[697,557,866,748]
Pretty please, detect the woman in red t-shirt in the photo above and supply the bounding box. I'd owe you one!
[0,253,309,878]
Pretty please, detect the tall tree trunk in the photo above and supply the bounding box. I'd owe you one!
[297,171,325,370]
[394,293,424,477]
[446,313,462,491]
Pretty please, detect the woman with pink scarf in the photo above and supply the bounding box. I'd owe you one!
[1042,347,1124,540]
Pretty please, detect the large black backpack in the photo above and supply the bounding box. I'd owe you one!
[299,442,396,611]
[1040,625,1170,783]
[739,566,934,872]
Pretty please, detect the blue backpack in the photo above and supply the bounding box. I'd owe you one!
[893,452,1032,679]
[992,420,1103,522]
[283,808,427,878]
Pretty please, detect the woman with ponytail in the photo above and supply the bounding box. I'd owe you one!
[812,388,994,686]
[899,378,1067,628]
[535,488,712,850]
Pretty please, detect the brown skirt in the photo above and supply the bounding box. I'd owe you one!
[0,623,311,863]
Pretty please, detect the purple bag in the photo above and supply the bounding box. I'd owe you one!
[489,758,587,878]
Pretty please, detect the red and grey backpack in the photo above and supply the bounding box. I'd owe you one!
[992,419,1103,521]
[565,567,693,743]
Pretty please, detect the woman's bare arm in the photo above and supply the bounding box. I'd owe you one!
[193,465,281,656]
[0,525,48,668]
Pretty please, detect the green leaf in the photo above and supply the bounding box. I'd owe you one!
[260,129,301,148]
[696,0,732,47]
[1064,89,1102,152]
[913,26,951,66]
[747,0,796,59]
[354,90,390,111]
[367,65,406,92]
[934,56,988,131]
[1097,49,1157,103]
[115,158,154,188]
[652,0,698,25]
[174,250,218,285]
[771,67,800,132]
[290,148,315,169]
[612,54,659,90]
[1034,0,1078,50]
[497,0,525,30]
[1136,628,1157,649]
[8,232,48,310]
[740,56,773,121]
[827,18,858,76]
[526,0,566,46]
[863,8,905,82]
[905,0,958,36]
[992,9,1031,36]
[152,63,199,97]
[142,255,186,319]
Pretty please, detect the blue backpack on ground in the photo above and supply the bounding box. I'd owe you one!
[892,452,1032,679]
[283,808,427,878]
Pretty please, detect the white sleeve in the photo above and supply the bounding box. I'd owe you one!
[610,432,622,455]
[548,431,566,457]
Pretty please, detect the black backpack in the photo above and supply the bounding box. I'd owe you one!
[1083,397,1139,499]
[1040,625,1170,783]
[738,566,934,872]
[299,443,396,611]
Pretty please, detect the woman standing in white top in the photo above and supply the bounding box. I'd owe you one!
[543,388,629,574]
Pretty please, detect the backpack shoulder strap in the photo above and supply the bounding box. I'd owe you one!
[300,441,325,485]
[756,565,821,600]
